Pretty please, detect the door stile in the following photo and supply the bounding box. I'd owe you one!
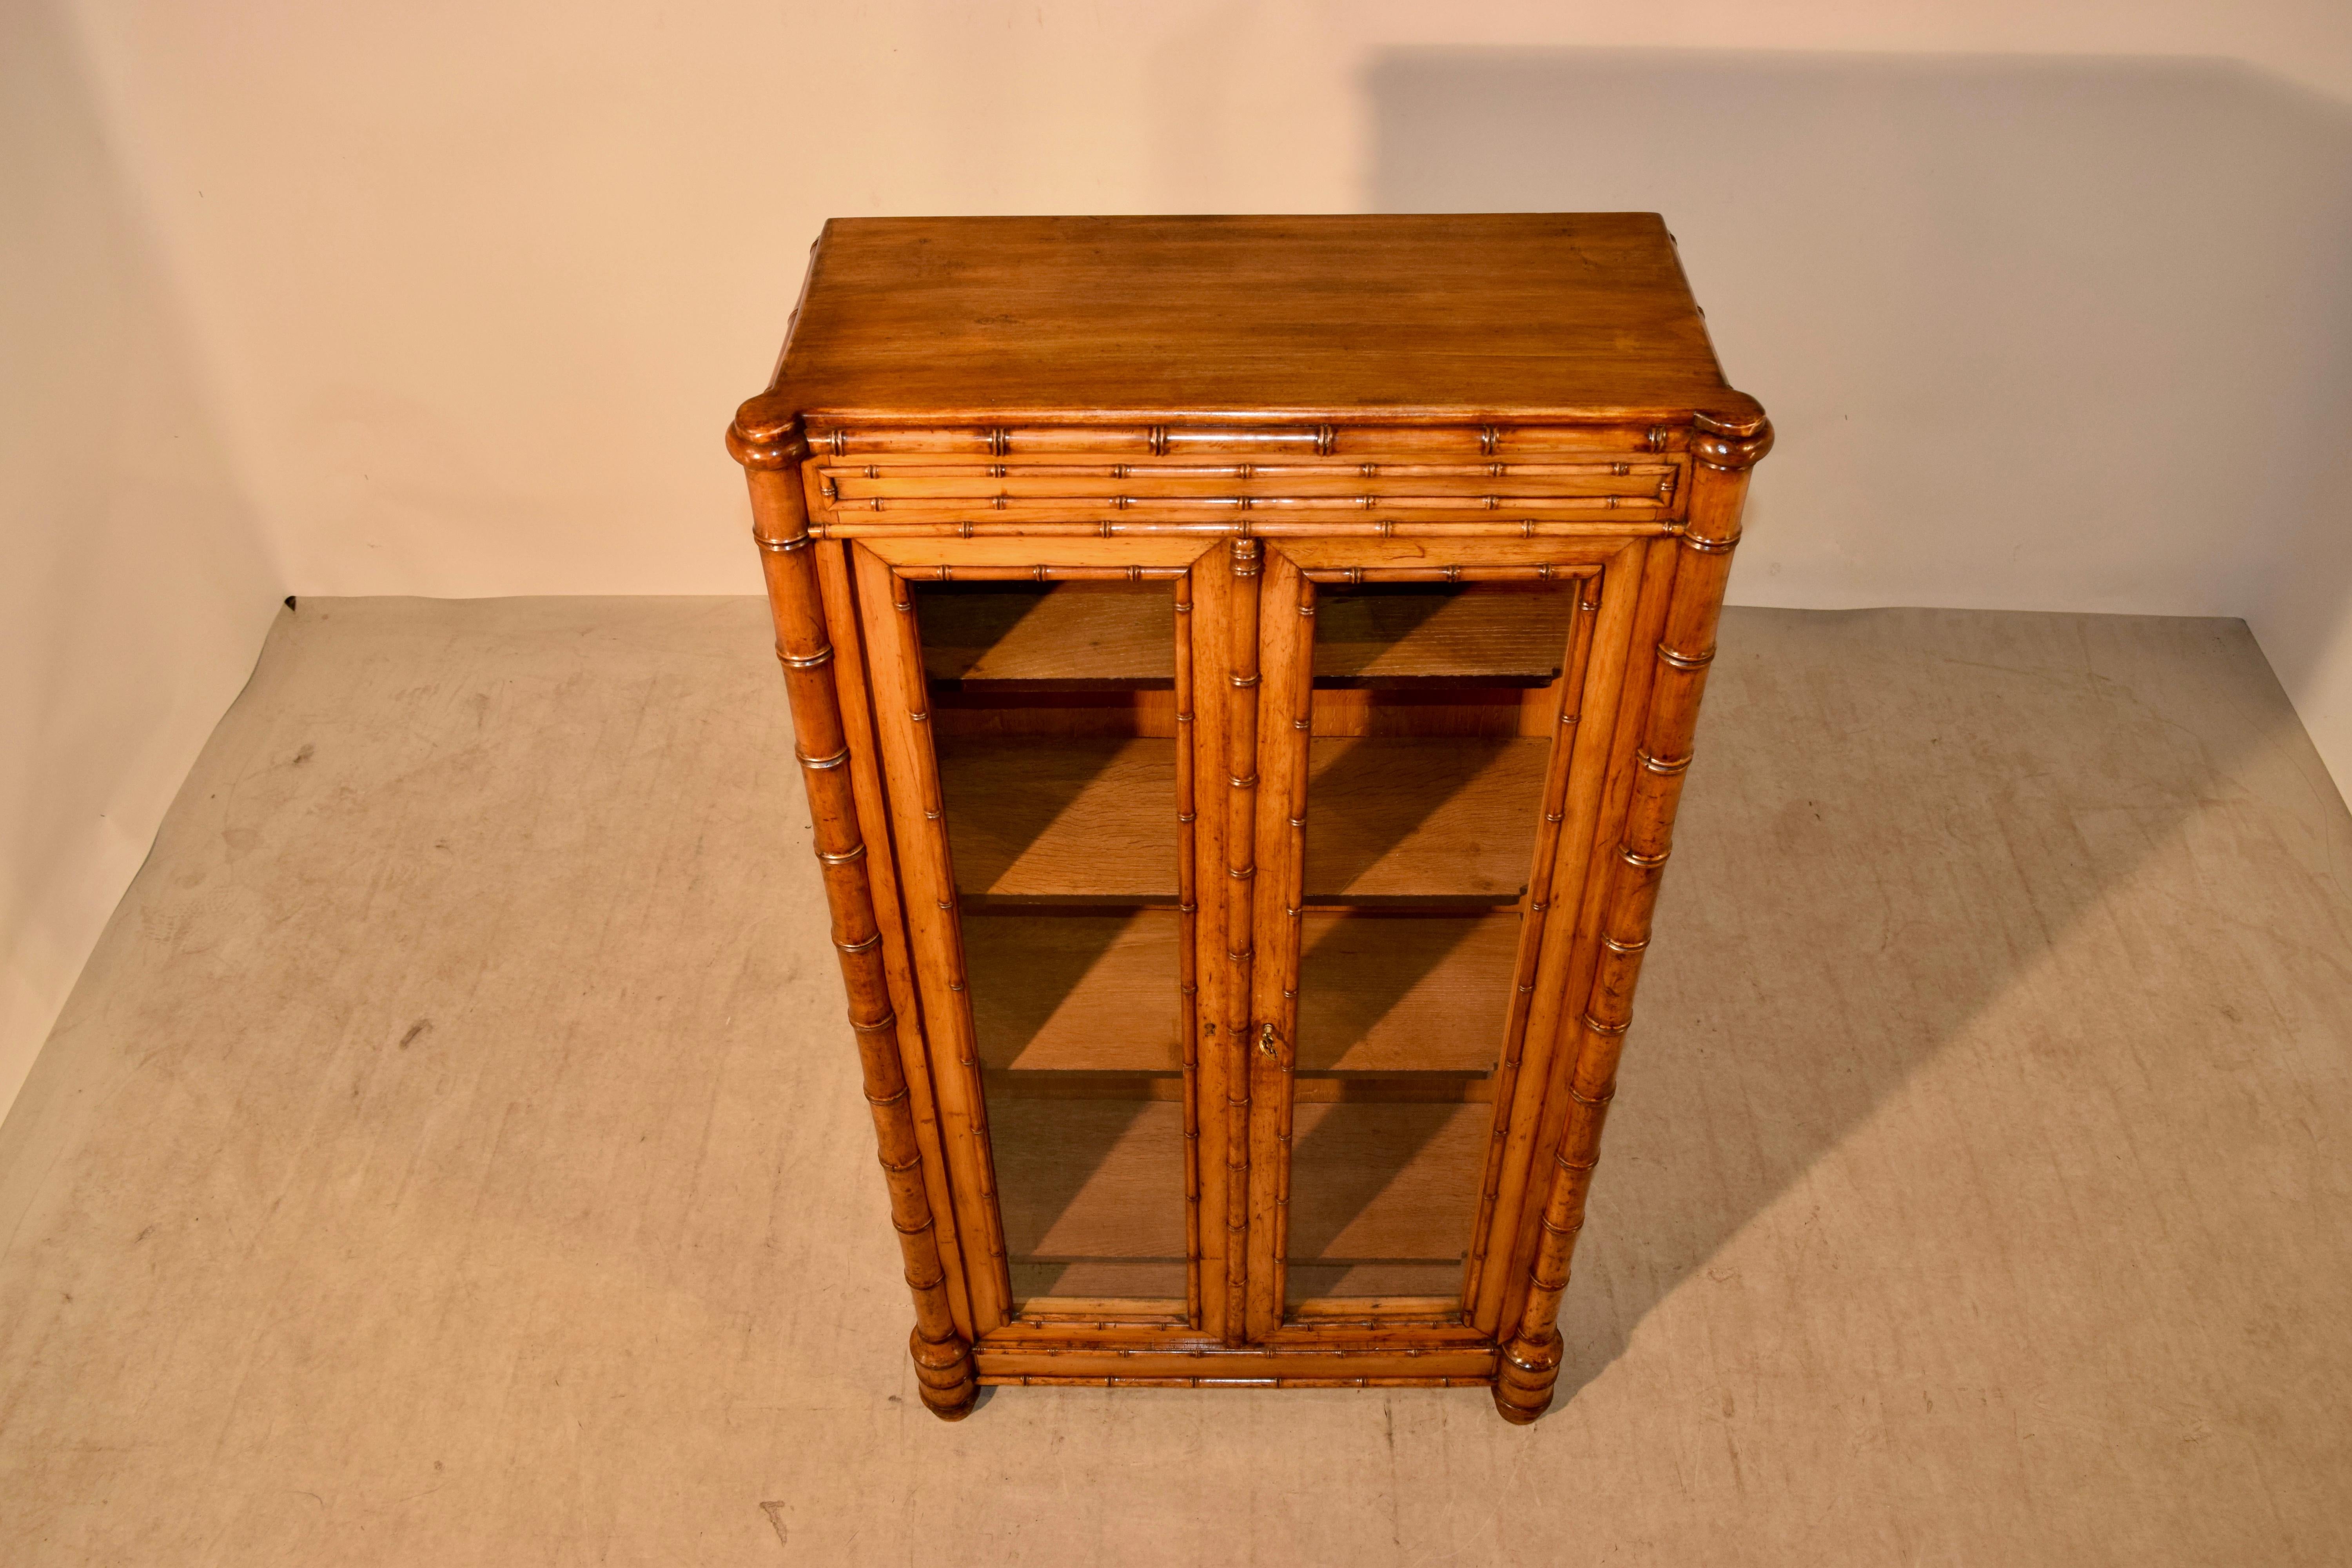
[815,539,977,1344]
[1488,533,1685,1339]
[1244,547,1314,1338]
[1189,541,1238,1342]
[1173,571,1203,1331]
[1456,568,1602,1318]
[850,543,1013,1334]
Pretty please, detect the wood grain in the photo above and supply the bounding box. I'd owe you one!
[762,214,1746,422]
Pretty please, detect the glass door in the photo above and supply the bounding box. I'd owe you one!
[855,557,1205,1332]
[1253,563,1600,1323]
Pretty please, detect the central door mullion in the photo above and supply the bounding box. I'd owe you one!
[1246,548,1314,1339]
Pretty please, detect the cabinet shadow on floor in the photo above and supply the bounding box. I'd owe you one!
[1535,608,2332,1404]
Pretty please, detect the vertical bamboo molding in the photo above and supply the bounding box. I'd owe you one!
[1222,537,1264,1344]
[1175,574,1203,1330]
[730,409,978,1421]
[1494,411,1773,1425]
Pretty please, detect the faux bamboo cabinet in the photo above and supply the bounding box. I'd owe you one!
[726,215,1771,1423]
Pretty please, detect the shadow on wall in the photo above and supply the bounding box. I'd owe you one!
[1367,49,2352,728]
[1370,53,2352,1403]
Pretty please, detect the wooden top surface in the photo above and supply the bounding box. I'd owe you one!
[755,214,1756,427]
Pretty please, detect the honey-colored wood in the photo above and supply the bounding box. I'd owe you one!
[731,214,1768,1421]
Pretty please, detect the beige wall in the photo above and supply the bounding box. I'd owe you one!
[1,0,281,1114]
[8,0,2352,1118]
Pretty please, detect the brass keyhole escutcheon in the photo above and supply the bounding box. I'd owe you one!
[1257,1022,1279,1058]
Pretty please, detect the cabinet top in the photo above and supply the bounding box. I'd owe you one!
[744,214,1762,434]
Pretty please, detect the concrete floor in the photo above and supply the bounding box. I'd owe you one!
[2,598,2349,1565]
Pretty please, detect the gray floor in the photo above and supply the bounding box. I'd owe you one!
[2,598,2349,1565]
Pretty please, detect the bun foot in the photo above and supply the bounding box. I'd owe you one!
[1494,1328,1563,1425]
[911,1327,978,1421]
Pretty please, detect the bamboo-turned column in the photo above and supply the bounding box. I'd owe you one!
[729,401,977,1421]
[1495,408,1773,1425]
[1221,537,1263,1343]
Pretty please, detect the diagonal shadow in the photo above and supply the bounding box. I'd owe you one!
[1302,736,1517,897]
[1294,913,1495,1073]
[961,910,1171,1071]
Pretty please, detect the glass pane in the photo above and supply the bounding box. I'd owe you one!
[916,581,1190,1308]
[1285,581,1583,1308]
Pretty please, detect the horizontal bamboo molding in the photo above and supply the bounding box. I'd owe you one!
[806,422,1688,458]
[801,430,1689,535]
[817,518,1681,541]
[890,563,1190,582]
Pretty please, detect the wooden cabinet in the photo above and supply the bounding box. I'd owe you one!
[726,215,1770,1423]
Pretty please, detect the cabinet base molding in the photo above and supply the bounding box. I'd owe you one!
[973,1345,1501,1383]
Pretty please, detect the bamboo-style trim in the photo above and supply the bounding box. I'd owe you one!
[1493,418,1771,1425]
[800,420,1691,458]
[1299,565,1576,584]
[889,564,1190,581]
[815,518,1681,541]
[1221,536,1263,1345]
[1458,574,1601,1312]
[739,445,976,1421]
[1174,573,1203,1330]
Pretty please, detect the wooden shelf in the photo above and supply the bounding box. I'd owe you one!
[964,909,1517,1074]
[991,1097,1188,1301]
[1303,737,1546,904]
[1284,1100,1490,1301]
[920,584,1174,691]
[1314,586,1576,688]
[1297,913,1517,1072]
[938,737,1176,903]
[965,911,1184,1072]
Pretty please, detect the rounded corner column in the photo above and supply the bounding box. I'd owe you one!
[731,405,978,1421]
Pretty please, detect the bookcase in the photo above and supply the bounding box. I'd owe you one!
[727,214,1770,1421]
